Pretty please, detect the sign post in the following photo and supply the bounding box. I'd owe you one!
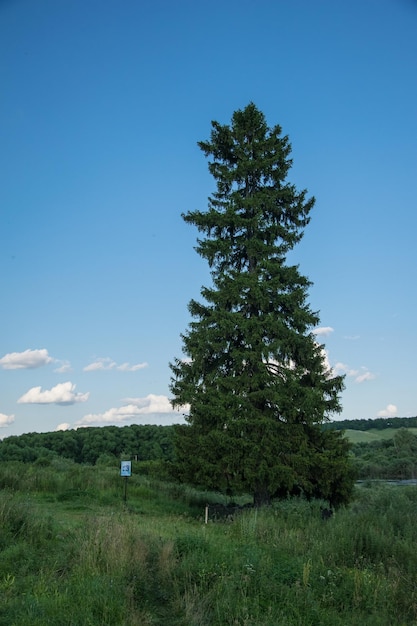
[120,460,132,502]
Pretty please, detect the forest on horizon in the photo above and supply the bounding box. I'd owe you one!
[1,415,417,483]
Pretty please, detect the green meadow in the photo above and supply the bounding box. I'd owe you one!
[345,427,417,444]
[1,459,417,625]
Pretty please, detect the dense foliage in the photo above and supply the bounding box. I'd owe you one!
[0,424,175,465]
[352,429,417,480]
[170,103,353,506]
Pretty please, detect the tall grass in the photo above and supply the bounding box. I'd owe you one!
[0,461,416,625]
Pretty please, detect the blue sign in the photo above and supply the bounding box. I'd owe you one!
[120,460,132,477]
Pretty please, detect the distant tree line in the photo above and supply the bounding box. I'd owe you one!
[0,425,175,465]
[2,418,417,482]
[324,416,417,432]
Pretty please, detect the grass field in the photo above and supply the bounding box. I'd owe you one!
[344,427,417,444]
[1,459,417,625]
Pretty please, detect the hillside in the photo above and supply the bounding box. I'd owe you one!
[344,427,417,444]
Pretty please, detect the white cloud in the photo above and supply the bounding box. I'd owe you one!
[0,412,15,427]
[377,404,398,418]
[83,357,117,371]
[54,360,72,374]
[355,370,376,383]
[317,346,331,373]
[122,394,187,413]
[76,394,189,427]
[333,362,352,375]
[55,423,71,431]
[18,382,89,405]
[312,326,334,338]
[83,357,148,372]
[332,362,375,383]
[0,348,53,370]
[78,404,147,426]
[117,362,148,372]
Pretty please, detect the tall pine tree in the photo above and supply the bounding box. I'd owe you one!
[170,103,354,507]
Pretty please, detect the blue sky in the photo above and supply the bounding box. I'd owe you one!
[1,0,416,437]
